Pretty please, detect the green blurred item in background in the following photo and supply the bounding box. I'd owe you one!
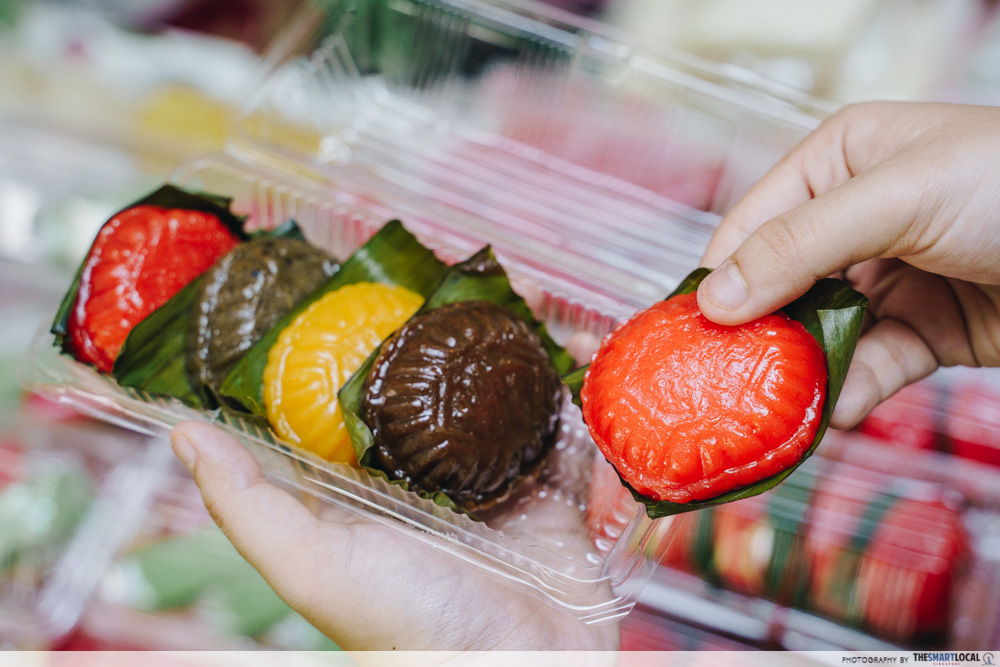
[0,0,22,26]
[115,525,338,648]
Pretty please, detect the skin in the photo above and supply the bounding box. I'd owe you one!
[698,102,1000,428]
[172,101,1000,649]
[170,421,619,651]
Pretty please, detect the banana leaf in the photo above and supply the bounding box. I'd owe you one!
[112,222,308,408]
[218,220,447,414]
[338,246,573,513]
[564,268,868,519]
[51,184,249,357]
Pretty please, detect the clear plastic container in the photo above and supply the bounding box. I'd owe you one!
[20,0,830,622]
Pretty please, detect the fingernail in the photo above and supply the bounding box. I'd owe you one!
[171,433,198,473]
[702,261,749,311]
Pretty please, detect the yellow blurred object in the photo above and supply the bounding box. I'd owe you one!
[263,282,423,464]
[238,113,330,160]
[131,84,329,174]
[132,85,235,155]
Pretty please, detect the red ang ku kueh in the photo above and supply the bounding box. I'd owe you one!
[68,205,240,372]
[581,292,827,503]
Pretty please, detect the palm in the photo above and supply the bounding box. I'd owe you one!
[828,258,1000,425]
[173,420,619,651]
[301,494,618,650]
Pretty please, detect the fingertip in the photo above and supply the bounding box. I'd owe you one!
[696,284,746,325]
[695,286,734,324]
[695,265,776,326]
[698,247,730,271]
[173,420,238,448]
[170,421,261,488]
[829,387,871,430]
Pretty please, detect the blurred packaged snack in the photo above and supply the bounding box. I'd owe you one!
[631,439,998,649]
[86,465,337,650]
[0,413,156,648]
[857,368,1000,469]
[857,381,942,453]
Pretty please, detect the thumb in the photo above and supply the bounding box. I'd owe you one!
[168,422,341,611]
[696,159,920,325]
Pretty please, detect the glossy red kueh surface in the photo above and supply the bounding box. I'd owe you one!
[581,292,826,503]
[68,206,240,372]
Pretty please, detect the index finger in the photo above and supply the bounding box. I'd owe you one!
[701,111,854,268]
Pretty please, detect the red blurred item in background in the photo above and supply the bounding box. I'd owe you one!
[804,471,882,624]
[0,438,24,490]
[651,456,970,646]
[153,0,300,52]
[855,497,969,643]
[711,498,771,598]
[22,394,91,424]
[944,378,1000,467]
[857,381,942,452]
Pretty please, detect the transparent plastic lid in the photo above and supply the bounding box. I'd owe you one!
[227,0,830,303]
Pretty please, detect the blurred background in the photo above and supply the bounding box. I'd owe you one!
[3,0,1000,652]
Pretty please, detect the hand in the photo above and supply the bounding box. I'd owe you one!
[696,102,1000,428]
[169,421,620,651]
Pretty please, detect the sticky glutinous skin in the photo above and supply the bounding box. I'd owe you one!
[263,282,423,465]
[361,300,563,512]
[187,237,336,392]
[68,206,240,372]
[581,292,827,504]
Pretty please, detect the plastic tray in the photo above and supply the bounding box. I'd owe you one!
[23,156,650,621]
[20,0,829,622]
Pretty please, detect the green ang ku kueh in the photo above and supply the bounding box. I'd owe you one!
[111,220,334,407]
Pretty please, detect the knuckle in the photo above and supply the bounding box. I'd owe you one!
[204,494,235,533]
[202,478,264,535]
[824,103,867,132]
[755,216,812,274]
[973,331,1000,368]
[855,362,883,407]
[878,341,910,400]
[846,361,883,424]
[836,101,890,122]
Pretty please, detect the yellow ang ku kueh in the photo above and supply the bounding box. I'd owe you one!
[262,282,424,464]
